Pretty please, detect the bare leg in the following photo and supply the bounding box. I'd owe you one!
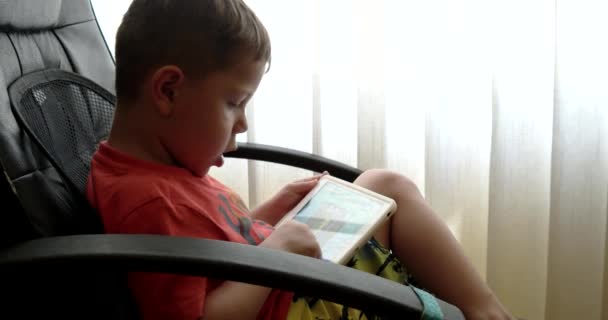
[353,169,513,320]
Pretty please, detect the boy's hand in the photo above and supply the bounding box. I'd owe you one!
[273,171,327,211]
[250,172,328,225]
[260,220,322,258]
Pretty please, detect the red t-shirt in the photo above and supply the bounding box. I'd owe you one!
[86,142,293,320]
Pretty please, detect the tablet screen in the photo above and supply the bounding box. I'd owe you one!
[293,180,387,263]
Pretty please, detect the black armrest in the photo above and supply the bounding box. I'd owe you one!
[0,234,464,320]
[224,142,363,182]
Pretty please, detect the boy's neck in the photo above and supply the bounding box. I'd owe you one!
[107,103,177,168]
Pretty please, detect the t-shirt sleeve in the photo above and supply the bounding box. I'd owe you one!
[117,198,221,320]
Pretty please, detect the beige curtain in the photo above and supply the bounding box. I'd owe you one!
[95,0,608,319]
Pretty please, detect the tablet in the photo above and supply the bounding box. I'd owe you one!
[276,175,397,264]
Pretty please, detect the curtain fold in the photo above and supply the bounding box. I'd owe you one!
[93,1,608,319]
[545,1,608,319]
[486,0,555,318]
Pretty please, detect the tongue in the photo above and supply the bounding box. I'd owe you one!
[213,155,225,167]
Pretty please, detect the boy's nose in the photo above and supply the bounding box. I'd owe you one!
[234,115,248,134]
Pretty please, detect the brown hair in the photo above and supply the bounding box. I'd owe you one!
[114,0,271,102]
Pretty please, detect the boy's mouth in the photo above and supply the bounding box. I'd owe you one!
[213,154,225,167]
[214,144,237,167]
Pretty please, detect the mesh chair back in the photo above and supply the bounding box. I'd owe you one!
[9,69,115,195]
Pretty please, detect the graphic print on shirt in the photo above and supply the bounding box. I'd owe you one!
[217,191,273,245]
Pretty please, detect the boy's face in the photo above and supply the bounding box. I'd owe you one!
[160,58,266,176]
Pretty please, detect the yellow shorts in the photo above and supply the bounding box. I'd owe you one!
[286,238,412,320]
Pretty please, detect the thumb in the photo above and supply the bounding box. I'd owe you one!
[286,179,319,194]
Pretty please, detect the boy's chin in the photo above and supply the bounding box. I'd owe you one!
[188,155,224,177]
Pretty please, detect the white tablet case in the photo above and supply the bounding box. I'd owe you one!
[277,175,397,264]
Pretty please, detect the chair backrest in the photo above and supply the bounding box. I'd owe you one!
[0,0,115,245]
[0,1,138,318]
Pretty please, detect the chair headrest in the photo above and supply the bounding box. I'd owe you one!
[0,0,94,32]
[0,0,62,30]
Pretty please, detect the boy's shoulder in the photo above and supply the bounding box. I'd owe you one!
[87,142,234,212]
[88,143,203,213]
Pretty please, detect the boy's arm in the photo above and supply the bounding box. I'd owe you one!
[204,281,272,320]
[203,220,321,320]
[250,173,326,225]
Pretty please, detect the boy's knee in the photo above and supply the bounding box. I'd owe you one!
[356,169,421,198]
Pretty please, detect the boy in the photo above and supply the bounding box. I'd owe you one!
[86,0,514,319]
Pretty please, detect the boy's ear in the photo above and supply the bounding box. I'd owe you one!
[150,65,185,117]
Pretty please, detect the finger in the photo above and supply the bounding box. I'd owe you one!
[294,171,328,183]
[313,171,329,178]
[314,244,323,259]
[295,176,321,183]
[287,179,319,193]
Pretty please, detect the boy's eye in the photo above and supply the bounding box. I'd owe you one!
[228,99,247,109]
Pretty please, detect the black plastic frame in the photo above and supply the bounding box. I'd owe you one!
[225,142,363,182]
[0,234,463,319]
[0,142,464,319]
